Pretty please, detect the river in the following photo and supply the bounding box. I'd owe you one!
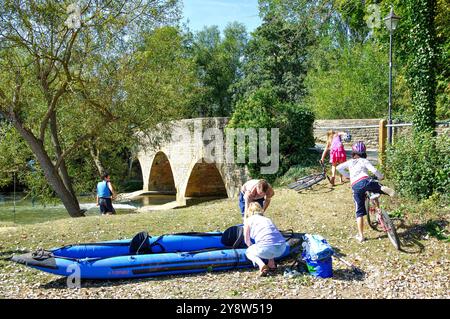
[0,193,176,225]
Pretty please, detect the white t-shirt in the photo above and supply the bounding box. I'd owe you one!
[245,215,285,247]
[337,158,383,185]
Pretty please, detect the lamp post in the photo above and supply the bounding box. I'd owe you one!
[384,6,401,144]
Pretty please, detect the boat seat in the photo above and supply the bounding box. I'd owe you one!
[129,231,152,255]
[221,225,247,249]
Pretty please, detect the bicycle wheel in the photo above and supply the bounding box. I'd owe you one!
[294,174,325,191]
[365,197,378,231]
[288,175,316,189]
[380,210,401,250]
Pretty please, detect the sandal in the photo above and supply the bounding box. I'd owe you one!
[259,265,270,277]
[268,263,277,271]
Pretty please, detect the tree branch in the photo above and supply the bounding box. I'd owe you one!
[39,28,80,142]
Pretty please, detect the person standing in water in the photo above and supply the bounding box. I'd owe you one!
[96,172,116,215]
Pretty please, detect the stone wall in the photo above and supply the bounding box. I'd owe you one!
[313,119,450,149]
[314,119,381,149]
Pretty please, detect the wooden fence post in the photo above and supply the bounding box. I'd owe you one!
[379,119,387,167]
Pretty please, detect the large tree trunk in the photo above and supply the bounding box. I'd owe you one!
[12,118,84,217]
[50,112,77,199]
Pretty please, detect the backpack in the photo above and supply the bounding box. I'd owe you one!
[129,231,152,255]
[221,225,247,249]
[302,234,334,261]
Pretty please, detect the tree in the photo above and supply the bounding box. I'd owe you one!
[0,0,180,217]
[306,41,390,119]
[186,23,248,117]
[235,13,313,104]
[228,86,315,181]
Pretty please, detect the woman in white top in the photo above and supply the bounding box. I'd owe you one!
[244,202,287,277]
[337,141,395,242]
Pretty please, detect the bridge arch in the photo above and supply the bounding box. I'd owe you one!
[148,151,176,194]
[184,159,228,198]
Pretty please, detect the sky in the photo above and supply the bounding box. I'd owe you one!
[182,0,262,33]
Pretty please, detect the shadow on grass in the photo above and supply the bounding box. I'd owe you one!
[398,219,448,254]
[367,231,424,254]
[332,268,365,281]
[366,218,448,254]
[40,268,256,290]
[331,247,365,281]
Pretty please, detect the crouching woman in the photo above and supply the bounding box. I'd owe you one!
[244,202,287,276]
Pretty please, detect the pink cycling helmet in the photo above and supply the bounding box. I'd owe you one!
[352,141,366,154]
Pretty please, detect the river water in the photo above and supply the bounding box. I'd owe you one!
[0,193,176,225]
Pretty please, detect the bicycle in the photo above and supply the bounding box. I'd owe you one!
[365,189,401,250]
[287,161,330,192]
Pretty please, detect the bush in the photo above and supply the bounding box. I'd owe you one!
[228,86,315,182]
[386,132,450,200]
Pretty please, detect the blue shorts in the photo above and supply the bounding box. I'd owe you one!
[238,192,265,217]
[352,178,383,218]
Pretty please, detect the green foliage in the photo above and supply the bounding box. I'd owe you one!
[405,0,438,133]
[228,86,315,181]
[0,123,30,186]
[388,206,406,219]
[435,0,450,120]
[306,41,392,119]
[186,23,248,117]
[334,0,372,41]
[386,132,450,200]
[274,152,322,187]
[424,219,449,241]
[0,122,58,202]
[235,13,312,104]
[126,26,197,126]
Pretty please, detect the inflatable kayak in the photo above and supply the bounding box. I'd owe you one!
[11,227,303,279]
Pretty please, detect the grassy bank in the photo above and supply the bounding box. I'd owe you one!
[0,181,448,299]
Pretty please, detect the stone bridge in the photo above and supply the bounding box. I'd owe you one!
[136,118,249,206]
[136,117,447,207]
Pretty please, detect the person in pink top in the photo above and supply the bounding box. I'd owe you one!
[244,202,287,277]
[320,130,347,186]
[239,179,275,218]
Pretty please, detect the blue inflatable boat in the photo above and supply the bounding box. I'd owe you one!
[11,227,303,279]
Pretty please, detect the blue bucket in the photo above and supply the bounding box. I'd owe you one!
[303,256,333,278]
